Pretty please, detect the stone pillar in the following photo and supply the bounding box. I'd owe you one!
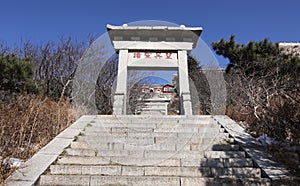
[113,49,128,115]
[178,50,192,115]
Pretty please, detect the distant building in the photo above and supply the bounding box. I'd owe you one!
[140,84,175,94]
[279,43,300,56]
[162,84,175,93]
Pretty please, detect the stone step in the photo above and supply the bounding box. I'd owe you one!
[57,156,181,166]
[49,165,261,178]
[77,136,155,146]
[102,122,219,127]
[77,134,230,147]
[80,131,226,142]
[88,121,221,128]
[50,165,122,175]
[181,158,253,167]
[84,125,221,133]
[66,145,245,159]
[71,141,178,151]
[145,166,261,178]
[39,175,91,186]
[143,150,244,159]
[153,134,229,144]
[90,122,220,128]
[65,148,97,156]
[180,143,239,151]
[111,157,253,168]
[91,122,158,127]
[153,127,208,133]
[204,151,246,158]
[57,156,252,168]
[79,140,232,152]
[92,175,180,185]
[92,116,214,124]
[82,131,160,137]
[211,144,240,151]
[39,175,271,186]
[181,177,271,186]
[57,156,110,165]
[70,141,92,149]
[110,157,181,166]
[65,148,201,159]
[38,175,180,186]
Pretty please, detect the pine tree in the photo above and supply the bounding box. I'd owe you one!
[0,54,38,93]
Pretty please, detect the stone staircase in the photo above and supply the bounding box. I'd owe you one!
[37,115,271,186]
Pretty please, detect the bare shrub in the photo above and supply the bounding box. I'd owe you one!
[0,95,75,183]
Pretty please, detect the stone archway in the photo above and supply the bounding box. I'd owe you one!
[107,24,202,115]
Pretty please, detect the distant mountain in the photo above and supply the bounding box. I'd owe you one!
[138,76,171,85]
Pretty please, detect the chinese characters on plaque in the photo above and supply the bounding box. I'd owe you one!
[130,52,177,61]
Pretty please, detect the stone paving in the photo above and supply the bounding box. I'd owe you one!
[5,115,290,185]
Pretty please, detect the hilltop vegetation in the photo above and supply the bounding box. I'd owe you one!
[212,36,300,143]
[0,38,87,184]
[213,36,300,175]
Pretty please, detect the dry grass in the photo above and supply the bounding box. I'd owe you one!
[0,95,75,184]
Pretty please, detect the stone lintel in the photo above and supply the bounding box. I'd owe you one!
[112,41,193,51]
[127,59,178,69]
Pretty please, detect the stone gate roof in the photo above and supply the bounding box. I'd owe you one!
[107,24,202,48]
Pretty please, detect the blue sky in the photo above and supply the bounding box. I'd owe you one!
[0,0,299,67]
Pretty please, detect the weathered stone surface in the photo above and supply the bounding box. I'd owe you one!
[96,149,144,158]
[181,177,271,186]
[70,141,91,149]
[180,177,214,186]
[65,148,96,156]
[145,166,210,177]
[5,180,37,186]
[81,136,154,145]
[204,151,245,158]
[211,144,239,151]
[84,126,111,133]
[82,141,125,151]
[124,143,176,151]
[38,138,74,155]
[127,131,176,137]
[5,153,58,185]
[56,128,82,139]
[231,167,261,178]
[112,126,154,133]
[50,165,82,174]
[92,123,157,128]
[122,166,145,176]
[211,167,261,178]
[39,175,90,186]
[110,157,180,166]
[154,127,198,133]
[90,176,179,186]
[223,158,253,167]
[200,158,224,168]
[82,165,121,175]
[85,131,128,137]
[57,156,110,165]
